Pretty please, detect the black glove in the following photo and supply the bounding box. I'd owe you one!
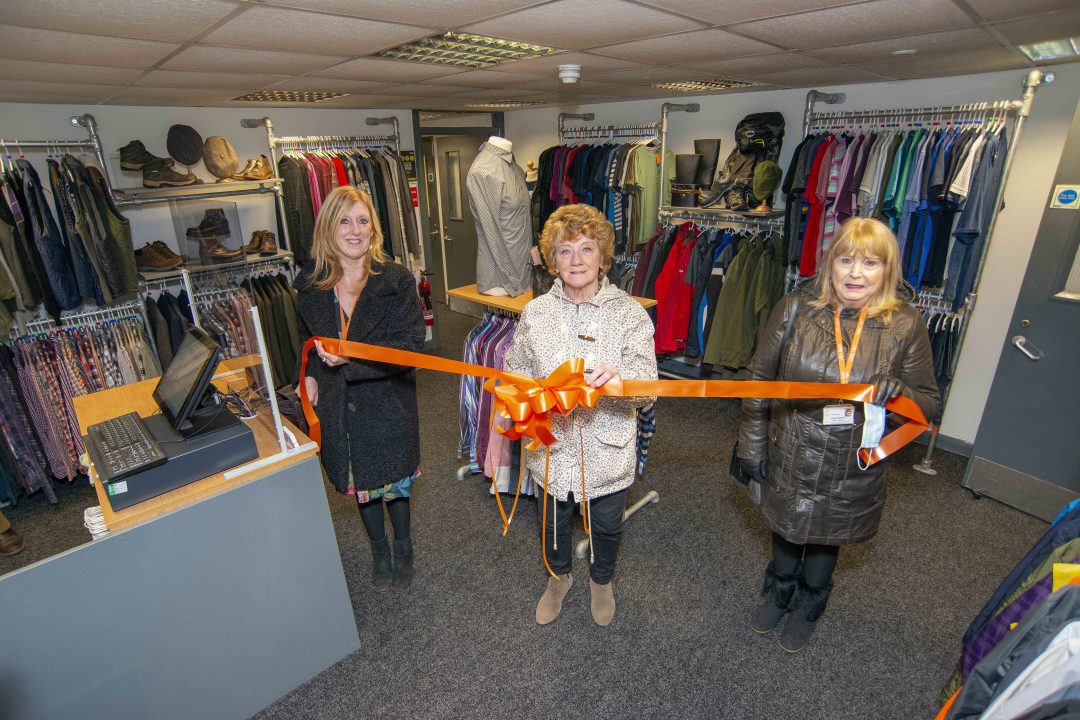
[868,373,905,406]
[739,457,768,484]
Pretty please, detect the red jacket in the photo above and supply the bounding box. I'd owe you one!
[654,223,698,354]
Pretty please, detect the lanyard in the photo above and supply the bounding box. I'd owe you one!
[335,287,355,341]
[833,306,868,384]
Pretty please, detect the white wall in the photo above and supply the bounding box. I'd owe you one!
[505,64,1080,445]
[0,102,414,261]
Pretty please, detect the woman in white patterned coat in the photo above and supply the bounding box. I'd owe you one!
[505,204,657,627]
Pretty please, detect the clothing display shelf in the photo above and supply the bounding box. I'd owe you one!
[654,207,786,381]
[0,113,114,192]
[801,68,1054,474]
[242,114,403,267]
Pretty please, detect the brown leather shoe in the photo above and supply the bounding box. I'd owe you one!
[199,236,243,265]
[258,230,278,256]
[242,154,273,180]
[244,231,264,254]
[151,241,182,262]
[135,243,183,271]
[0,527,25,556]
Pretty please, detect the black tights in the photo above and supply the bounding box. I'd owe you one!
[772,532,839,588]
[357,497,410,543]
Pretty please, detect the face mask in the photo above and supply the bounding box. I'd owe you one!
[859,403,887,469]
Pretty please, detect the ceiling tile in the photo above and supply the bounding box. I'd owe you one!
[254,0,546,28]
[414,69,541,88]
[312,58,468,83]
[632,0,868,26]
[589,66,733,86]
[0,25,178,68]
[379,84,490,97]
[135,70,291,89]
[0,59,143,85]
[202,5,434,56]
[462,0,706,51]
[162,46,347,75]
[0,78,121,103]
[0,0,239,43]
[590,28,779,65]
[993,8,1080,45]
[109,86,240,102]
[261,78,395,93]
[751,65,888,88]
[965,0,1078,23]
[804,28,1001,64]
[857,48,1031,79]
[515,77,629,93]
[486,51,647,77]
[450,87,549,99]
[731,0,974,50]
[305,93,406,108]
[673,52,830,79]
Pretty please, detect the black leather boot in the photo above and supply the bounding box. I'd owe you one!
[780,578,832,652]
[371,535,393,592]
[750,562,801,633]
[392,537,413,589]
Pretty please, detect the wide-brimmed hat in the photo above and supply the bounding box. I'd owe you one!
[167,124,203,166]
[203,136,239,179]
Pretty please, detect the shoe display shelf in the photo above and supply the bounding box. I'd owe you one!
[111,178,281,206]
[137,248,294,283]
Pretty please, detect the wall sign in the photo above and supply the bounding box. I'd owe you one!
[1050,184,1080,209]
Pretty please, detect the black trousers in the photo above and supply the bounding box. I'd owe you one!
[772,532,839,589]
[543,489,627,584]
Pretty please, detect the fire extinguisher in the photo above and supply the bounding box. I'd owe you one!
[418,272,434,326]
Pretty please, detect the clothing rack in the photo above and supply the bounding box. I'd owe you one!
[659,207,785,230]
[0,113,114,193]
[801,69,1053,473]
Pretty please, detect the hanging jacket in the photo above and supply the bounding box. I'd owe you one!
[738,285,940,545]
[15,159,80,311]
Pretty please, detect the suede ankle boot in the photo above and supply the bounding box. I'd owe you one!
[750,562,800,633]
[780,579,832,652]
[392,537,413,589]
[535,573,573,625]
[589,579,616,626]
[371,535,393,592]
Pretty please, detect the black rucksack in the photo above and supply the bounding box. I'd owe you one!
[703,112,785,210]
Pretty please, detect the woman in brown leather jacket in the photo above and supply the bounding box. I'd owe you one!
[737,217,940,652]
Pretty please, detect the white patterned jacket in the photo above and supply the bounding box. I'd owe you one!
[504,277,657,502]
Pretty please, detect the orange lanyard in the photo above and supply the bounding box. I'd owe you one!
[336,287,355,341]
[833,306,868,384]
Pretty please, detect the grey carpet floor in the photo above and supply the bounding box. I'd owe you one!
[0,308,1047,720]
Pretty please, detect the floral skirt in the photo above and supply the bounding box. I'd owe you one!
[346,468,419,504]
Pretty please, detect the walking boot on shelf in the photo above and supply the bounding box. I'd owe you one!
[535,573,573,625]
[750,562,801,634]
[779,578,832,653]
[371,535,393,592]
[119,140,174,171]
[198,209,232,241]
[244,231,265,254]
[392,537,414,589]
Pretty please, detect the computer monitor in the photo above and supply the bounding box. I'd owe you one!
[152,326,222,433]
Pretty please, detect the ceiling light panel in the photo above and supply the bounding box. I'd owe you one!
[651,78,758,92]
[1018,37,1080,61]
[379,32,560,68]
[232,90,348,103]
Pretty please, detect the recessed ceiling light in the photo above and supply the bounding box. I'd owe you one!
[464,100,546,109]
[650,78,757,92]
[379,32,560,69]
[232,90,346,103]
[1018,36,1080,62]
[892,49,917,55]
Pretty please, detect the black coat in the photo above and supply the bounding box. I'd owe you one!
[294,260,425,493]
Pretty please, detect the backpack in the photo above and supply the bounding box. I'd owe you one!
[703,112,785,210]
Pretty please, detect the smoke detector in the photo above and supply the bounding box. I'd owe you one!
[559,64,581,84]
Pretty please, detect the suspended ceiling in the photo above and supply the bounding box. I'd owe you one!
[0,0,1077,110]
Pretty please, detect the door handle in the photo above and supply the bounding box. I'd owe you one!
[1011,335,1044,362]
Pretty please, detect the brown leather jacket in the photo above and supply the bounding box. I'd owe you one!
[738,288,940,545]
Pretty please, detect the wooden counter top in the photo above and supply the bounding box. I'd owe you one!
[73,361,317,533]
[448,284,657,313]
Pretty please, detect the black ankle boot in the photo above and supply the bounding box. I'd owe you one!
[392,537,413,589]
[371,535,393,592]
[780,578,832,652]
[750,561,801,633]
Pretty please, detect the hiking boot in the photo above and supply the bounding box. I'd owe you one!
[244,231,264,254]
[242,154,273,180]
[119,140,173,171]
[151,240,183,263]
[135,243,183,271]
[142,160,197,188]
[198,209,231,240]
[198,236,243,265]
[258,230,278,256]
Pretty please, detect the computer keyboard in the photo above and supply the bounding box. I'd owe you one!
[88,411,167,482]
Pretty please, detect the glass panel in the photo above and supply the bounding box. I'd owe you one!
[445,150,462,221]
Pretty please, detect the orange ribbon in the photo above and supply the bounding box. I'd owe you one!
[299,337,929,467]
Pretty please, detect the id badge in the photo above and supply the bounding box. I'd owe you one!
[823,403,855,426]
[356,490,370,504]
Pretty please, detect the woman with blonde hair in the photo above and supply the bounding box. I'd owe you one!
[737,217,940,651]
[294,186,425,591]
[505,204,656,627]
